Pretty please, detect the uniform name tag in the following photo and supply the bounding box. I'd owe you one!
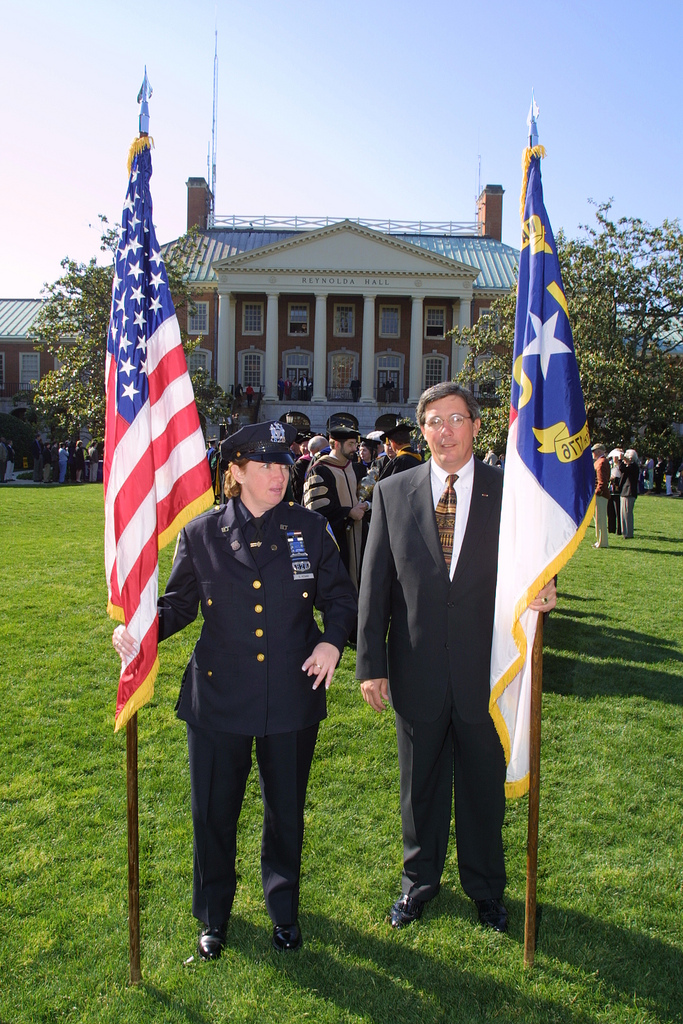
[286,531,315,579]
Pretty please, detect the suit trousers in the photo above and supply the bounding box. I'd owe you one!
[187,721,319,928]
[594,495,608,547]
[395,687,506,902]
[620,496,635,538]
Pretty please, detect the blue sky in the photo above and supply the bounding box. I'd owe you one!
[1,0,681,297]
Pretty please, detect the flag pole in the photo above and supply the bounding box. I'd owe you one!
[524,613,543,967]
[123,69,153,987]
[126,713,142,984]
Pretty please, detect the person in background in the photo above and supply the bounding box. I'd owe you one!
[0,437,7,482]
[112,421,357,960]
[5,439,14,481]
[378,422,423,480]
[74,441,86,483]
[591,444,610,548]
[43,444,52,483]
[88,441,99,482]
[619,449,639,538]
[58,443,68,483]
[303,426,368,590]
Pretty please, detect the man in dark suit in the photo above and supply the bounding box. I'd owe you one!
[356,382,555,933]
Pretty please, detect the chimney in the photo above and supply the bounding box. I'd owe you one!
[476,184,504,241]
[186,177,213,230]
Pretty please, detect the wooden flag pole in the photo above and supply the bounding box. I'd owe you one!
[126,713,142,984]
[524,613,544,968]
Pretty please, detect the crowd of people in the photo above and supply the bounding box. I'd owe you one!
[0,436,102,484]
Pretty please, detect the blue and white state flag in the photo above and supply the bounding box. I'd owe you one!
[489,147,595,797]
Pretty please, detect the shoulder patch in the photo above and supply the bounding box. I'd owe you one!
[325,521,339,549]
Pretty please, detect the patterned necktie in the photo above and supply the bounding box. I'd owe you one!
[435,474,458,571]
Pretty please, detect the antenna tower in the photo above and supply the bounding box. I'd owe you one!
[209,27,218,226]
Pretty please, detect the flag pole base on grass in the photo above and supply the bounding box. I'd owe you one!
[127,713,141,984]
[524,614,543,968]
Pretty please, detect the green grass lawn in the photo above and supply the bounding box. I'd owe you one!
[1,485,682,1023]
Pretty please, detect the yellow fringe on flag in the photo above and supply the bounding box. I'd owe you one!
[489,495,596,798]
[127,134,155,175]
[114,656,160,732]
[107,600,125,623]
[158,487,215,551]
[519,144,547,224]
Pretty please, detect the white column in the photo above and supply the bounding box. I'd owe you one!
[359,294,376,403]
[264,292,279,401]
[311,293,327,402]
[453,296,472,377]
[408,296,424,404]
[217,292,235,394]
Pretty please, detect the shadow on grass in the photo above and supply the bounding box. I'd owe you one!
[542,604,682,704]
[212,895,683,1024]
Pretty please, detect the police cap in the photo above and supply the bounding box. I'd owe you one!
[220,421,297,465]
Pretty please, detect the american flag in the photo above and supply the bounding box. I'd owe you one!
[489,145,594,796]
[104,139,213,732]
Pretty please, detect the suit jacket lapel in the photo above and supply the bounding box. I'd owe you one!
[406,461,448,576]
[450,461,496,588]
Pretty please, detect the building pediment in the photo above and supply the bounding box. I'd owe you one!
[212,220,480,281]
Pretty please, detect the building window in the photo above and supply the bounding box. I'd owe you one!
[240,350,264,388]
[188,301,209,335]
[288,303,309,336]
[376,352,403,402]
[243,302,264,335]
[283,351,312,382]
[424,355,447,389]
[187,348,211,374]
[334,304,354,337]
[20,352,40,387]
[424,307,446,339]
[0,352,4,389]
[379,305,400,337]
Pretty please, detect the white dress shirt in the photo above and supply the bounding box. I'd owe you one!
[429,455,475,580]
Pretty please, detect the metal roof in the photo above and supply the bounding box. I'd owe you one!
[397,236,519,291]
[168,228,520,291]
[0,298,44,337]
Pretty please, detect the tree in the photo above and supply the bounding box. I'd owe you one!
[190,368,234,435]
[455,206,683,459]
[30,218,212,438]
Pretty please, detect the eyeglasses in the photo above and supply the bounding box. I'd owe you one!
[423,413,472,431]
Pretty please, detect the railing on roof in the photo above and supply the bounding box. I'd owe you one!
[212,215,483,237]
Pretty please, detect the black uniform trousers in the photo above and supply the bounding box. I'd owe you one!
[187,720,319,928]
[395,684,506,903]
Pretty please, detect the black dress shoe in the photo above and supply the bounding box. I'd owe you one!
[475,898,508,933]
[197,924,227,960]
[272,922,302,951]
[389,894,424,928]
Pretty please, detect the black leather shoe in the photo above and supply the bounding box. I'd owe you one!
[475,898,508,933]
[197,924,227,960]
[389,894,424,928]
[272,922,302,951]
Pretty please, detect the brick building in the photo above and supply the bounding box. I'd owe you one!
[178,178,519,433]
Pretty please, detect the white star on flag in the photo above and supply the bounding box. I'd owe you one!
[523,311,571,379]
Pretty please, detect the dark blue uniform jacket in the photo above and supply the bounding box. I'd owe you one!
[159,499,357,737]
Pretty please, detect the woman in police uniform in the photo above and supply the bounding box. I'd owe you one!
[113,421,357,959]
